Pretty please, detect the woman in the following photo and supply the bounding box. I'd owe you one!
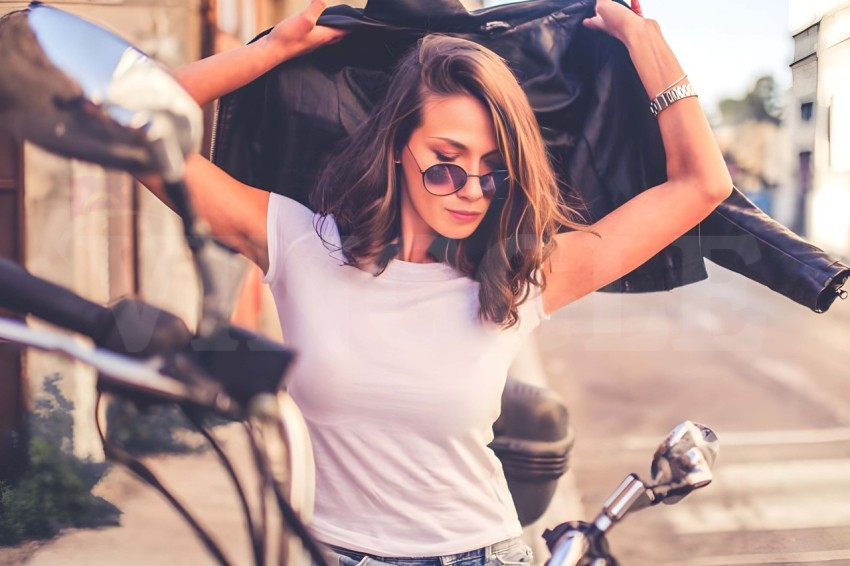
[146,0,732,562]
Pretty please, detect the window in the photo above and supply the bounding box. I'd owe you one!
[801,102,814,121]
[799,151,812,194]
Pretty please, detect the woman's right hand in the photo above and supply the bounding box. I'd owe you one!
[265,0,348,60]
[582,0,646,44]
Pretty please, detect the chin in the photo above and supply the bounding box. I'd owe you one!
[437,224,483,241]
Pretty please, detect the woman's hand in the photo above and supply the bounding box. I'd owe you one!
[265,0,348,60]
[582,0,646,44]
[173,0,347,105]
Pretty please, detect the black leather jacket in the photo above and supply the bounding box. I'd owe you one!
[212,0,849,312]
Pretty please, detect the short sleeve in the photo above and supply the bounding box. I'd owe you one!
[262,193,318,286]
[517,283,550,336]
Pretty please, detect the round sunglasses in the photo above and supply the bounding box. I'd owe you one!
[404,145,509,200]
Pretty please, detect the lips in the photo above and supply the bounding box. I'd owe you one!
[447,209,482,221]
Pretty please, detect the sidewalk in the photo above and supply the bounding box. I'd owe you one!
[23,423,256,566]
[11,336,583,565]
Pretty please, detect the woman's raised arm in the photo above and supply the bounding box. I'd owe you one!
[139,1,346,272]
[139,156,272,271]
[542,0,733,313]
[172,0,346,106]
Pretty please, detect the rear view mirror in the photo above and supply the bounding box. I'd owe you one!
[0,2,201,175]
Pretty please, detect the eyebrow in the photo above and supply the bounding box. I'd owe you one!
[427,136,501,159]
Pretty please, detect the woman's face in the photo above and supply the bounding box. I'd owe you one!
[397,94,504,247]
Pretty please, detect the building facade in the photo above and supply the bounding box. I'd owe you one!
[790,0,850,257]
[0,0,370,465]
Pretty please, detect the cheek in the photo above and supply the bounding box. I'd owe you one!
[404,171,440,219]
[412,188,443,224]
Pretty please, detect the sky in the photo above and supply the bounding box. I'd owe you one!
[484,0,796,114]
[627,0,793,113]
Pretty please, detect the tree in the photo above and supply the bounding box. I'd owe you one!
[718,75,782,125]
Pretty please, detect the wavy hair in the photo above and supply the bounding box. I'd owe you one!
[311,35,584,328]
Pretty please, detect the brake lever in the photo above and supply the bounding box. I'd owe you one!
[97,322,296,418]
[185,324,295,408]
[544,521,619,566]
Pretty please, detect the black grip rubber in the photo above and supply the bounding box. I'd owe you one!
[0,256,113,341]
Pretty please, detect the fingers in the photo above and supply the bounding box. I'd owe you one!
[582,0,643,30]
[582,16,602,31]
[582,1,600,29]
[302,0,327,24]
[316,26,349,46]
[631,0,644,17]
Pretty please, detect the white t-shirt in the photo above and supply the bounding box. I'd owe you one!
[263,193,549,557]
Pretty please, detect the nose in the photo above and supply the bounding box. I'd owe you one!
[457,173,485,200]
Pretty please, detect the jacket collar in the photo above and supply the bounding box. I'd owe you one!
[363,0,468,27]
[318,0,597,32]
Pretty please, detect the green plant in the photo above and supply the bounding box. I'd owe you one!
[105,399,214,455]
[0,438,120,545]
[0,374,120,546]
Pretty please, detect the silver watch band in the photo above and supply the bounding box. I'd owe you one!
[649,83,698,117]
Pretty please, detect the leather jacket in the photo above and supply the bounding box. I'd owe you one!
[211,0,849,312]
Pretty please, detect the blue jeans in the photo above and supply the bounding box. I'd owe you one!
[322,538,534,566]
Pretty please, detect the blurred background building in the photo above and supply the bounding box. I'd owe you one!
[789,0,850,258]
[711,76,794,225]
[2,0,849,472]
[0,0,360,469]
[1,0,208,471]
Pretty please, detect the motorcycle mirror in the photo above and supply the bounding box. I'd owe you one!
[649,421,719,504]
[0,2,202,176]
[1,3,244,337]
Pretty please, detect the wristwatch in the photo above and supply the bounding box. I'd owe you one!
[649,83,698,117]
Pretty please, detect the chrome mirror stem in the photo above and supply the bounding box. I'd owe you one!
[593,474,654,533]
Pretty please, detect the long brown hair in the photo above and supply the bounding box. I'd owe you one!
[311,35,583,328]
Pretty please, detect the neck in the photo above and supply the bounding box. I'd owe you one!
[398,187,438,263]
[396,235,436,263]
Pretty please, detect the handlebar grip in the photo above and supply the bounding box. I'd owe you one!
[0,258,289,410]
[0,256,113,341]
[96,298,192,358]
[0,257,193,358]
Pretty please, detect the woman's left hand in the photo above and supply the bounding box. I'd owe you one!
[266,0,349,60]
[582,0,646,43]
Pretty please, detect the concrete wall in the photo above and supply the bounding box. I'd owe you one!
[1,0,202,459]
[808,5,850,257]
[790,25,818,235]
[791,0,850,33]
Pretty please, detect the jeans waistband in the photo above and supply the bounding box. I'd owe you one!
[327,537,523,566]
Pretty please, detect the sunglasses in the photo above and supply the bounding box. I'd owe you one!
[405,145,509,200]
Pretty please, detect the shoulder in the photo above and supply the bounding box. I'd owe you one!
[509,276,549,336]
[264,194,343,284]
[267,193,340,244]
[268,193,315,227]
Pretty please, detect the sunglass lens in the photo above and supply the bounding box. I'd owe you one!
[483,171,509,199]
[424,164,456,195]
[446,164,468,192]
[423,163,509,198]
[481,175,496,198]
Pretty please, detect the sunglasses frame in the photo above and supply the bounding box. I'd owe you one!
[404,145,509,200]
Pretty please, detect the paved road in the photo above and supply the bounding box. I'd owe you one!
[536,263,850,565]
[9,263,848,565]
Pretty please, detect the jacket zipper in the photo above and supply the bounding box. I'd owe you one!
[208,101,220,162]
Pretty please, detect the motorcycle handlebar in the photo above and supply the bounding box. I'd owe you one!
[0,255,293,414]
[0,256,113,342]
